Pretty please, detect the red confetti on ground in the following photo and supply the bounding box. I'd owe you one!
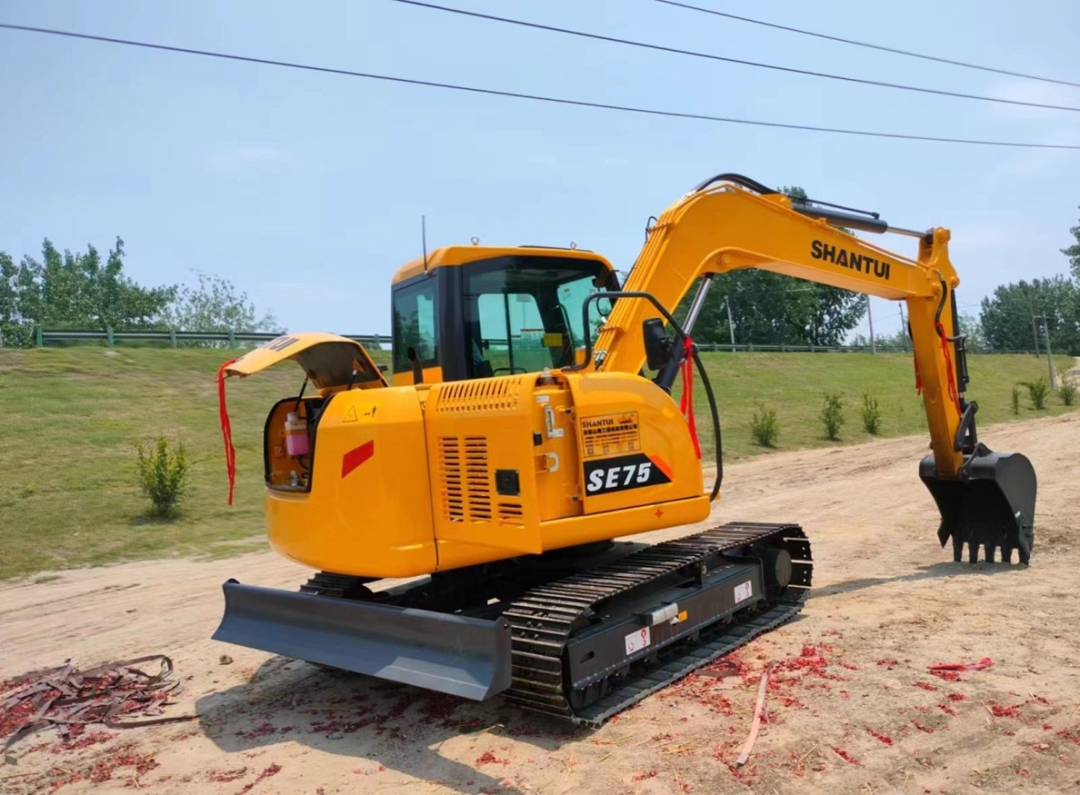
[1056,727,1080,747]
[937,703,958,716]
[236,721,277,740]
[913,681,939,692]
[929,670,961,681]
[929,657,992,672]
[206,768,249,783]
[877,659,898,668]
[990,703,1023,719]
[88,748,160,784]
[830,746,859,764]
[947,693,966,702]
[476,751,508,767]
[911,720,935,734]
[866,728,893,746]
[237,764,281,795]
[631,770,658,782]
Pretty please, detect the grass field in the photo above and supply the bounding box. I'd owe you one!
[1,346,1073,579]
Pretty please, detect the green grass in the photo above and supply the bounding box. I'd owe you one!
[0,347,1072,579]
[685,351,1076,461]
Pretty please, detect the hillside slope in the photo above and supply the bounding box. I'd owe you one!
[1,347,1071,578]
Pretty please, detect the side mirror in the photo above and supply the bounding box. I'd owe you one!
[642,318,673,371]
[407,346,424,385]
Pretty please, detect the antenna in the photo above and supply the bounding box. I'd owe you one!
[421,215,429,274]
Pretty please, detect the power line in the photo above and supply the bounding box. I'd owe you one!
[393,0,1080,113]
[1,22,1079,150]
[656,0,1080,90]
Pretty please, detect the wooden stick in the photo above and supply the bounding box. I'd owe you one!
[736,663,774,767]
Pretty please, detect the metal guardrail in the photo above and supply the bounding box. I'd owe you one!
[21,328,1033,355]
[31,328,386,348]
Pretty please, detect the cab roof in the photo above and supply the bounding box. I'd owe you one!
[392,245,615,285]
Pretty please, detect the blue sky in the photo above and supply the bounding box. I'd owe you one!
[2,0,1078,339]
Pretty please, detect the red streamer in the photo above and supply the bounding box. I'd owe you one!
[679,337,701,459]
[217,359,238,505]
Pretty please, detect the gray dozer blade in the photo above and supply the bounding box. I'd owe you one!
[920,448,1037,564]
[212,580,513,701]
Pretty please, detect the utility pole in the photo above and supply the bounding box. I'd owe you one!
[1036,316,1058,389]
[898,304,909,352]
[1027,288,1040,355]
[725,297,736,351]
[867,295,876,355]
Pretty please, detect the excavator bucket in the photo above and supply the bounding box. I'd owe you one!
[212,580,513,701]
[919,448,1037,565]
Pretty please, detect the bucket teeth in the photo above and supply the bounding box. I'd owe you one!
[921,449,1037,566]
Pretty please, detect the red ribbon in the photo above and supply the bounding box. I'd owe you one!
[679,337,701,460]
[217,359,238,505]
[936,322,962,414]
[912,325,961,417]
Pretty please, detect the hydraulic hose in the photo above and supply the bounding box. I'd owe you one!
[691,346,723,500]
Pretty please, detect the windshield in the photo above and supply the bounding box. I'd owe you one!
[461,255,615,377]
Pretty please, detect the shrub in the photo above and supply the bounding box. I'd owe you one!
[136,436,188,517]
[1010,385,1021,416]
[860,391,882,435]
[1060,380,1077,406]
[1019,378,1050,410]
[750,404,779,448]
[821,392,845,440]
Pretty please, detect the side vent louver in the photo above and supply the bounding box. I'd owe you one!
[435,377,522,413]
[438,435,492,522]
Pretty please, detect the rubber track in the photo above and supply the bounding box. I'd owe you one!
[503,522,812,726]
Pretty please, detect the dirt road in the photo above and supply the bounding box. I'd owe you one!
[3,414,1079,795]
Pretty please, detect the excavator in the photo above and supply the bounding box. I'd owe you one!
[212,174,1037,725]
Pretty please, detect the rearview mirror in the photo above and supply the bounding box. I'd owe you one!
[642,318,673,371]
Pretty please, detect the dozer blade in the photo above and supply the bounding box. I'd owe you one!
[212,580,513,701]
[920,448,1037,564]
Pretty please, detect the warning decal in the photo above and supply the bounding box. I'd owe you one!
[581,411,641,459]
[625,626,651,656]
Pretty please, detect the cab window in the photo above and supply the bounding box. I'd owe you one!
[392,278,438,374]
[461,256,614,378]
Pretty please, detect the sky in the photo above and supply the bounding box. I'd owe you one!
[1,0,1078,340]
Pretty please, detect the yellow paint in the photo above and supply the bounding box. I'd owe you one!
[230,178,979,578]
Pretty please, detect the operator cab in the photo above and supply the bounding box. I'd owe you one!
[389,246,619,386]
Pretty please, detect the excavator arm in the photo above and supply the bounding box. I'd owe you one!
[591,174,1036,563]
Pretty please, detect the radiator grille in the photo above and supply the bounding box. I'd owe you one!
[498,501,524,524]
[435,377,522,413]
[438,435,492,522]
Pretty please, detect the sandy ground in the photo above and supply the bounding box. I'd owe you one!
[3,413,1079,795]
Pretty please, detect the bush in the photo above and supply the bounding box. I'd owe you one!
[750,404,779,447]
[1060,380,1077,406]
[860,391,882,435]
[821,392,845,440]
[136,436,188,517]
[1010,385,1021,416]
[1019,378,1050,410]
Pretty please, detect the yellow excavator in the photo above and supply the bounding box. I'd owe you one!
[212,174,1036,725]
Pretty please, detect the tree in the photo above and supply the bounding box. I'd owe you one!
[957,312,988,350]
[678,186,866,347]
[0,237,175,345]
[1063,207,1080,281]
[162,272,282,335]
[979,276,1080,355]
